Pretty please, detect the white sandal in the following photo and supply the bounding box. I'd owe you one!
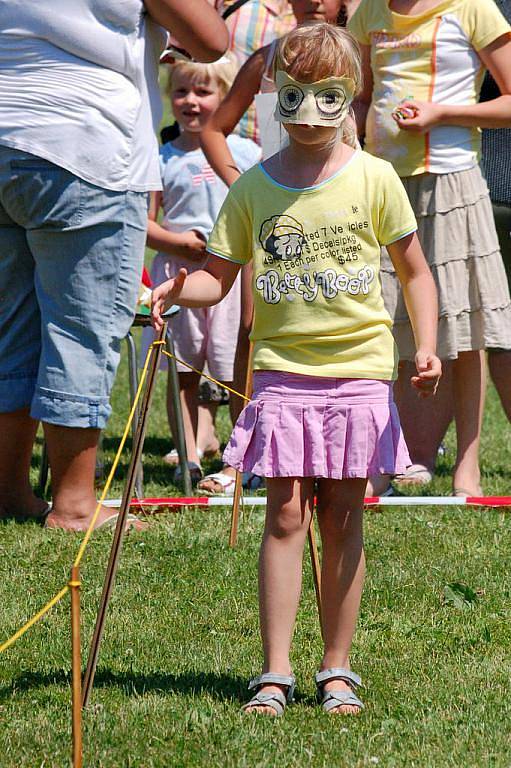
[196,471,236,496]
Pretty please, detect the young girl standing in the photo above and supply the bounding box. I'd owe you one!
[144,55,260,482]
[349,0,511,495]
[152,25,441,715]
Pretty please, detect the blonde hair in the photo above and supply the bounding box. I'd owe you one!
[166,52,239,100]
[274,24,362,147]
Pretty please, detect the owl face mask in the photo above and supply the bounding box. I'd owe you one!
[274,70,355,128]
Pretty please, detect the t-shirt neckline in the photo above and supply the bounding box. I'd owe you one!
[387,0,456,21]
[258,149,360,193]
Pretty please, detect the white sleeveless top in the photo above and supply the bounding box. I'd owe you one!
[0,0,166,191]
[254,39,289,159]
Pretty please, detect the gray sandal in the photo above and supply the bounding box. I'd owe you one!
[241,673,296,716]
[315,668,364,713]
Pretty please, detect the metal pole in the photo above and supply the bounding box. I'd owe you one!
[165,330,192,496]
[81,325,166,707]
[125,330,144,498]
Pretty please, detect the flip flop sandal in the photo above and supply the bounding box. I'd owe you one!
[393,463,433,486]
[197,471,236,496]
[241,673,296,716]
[43,512,141,530]
[163,447,219,466]
[315,668,364,713]
[452,488,482,497]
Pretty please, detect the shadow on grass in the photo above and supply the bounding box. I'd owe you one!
[0,669,249,704]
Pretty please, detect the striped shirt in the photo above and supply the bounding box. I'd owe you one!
[217,0,295,142]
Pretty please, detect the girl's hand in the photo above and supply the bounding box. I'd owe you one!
[392,101,443,133]
[151,268,187,331]
[411,350,442,398]
[178,230,207,261]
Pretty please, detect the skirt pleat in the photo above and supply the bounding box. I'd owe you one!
[223,372,410,480]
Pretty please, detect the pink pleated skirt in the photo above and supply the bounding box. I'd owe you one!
[223,371,411,480]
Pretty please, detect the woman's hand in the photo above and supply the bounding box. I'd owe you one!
[411,350,442,398]
[151,268,187,331]
[392,101,443,133]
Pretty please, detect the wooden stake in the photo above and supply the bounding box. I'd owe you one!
[70,566,82,768]
[81,325,167,708]
[229,342,254,548]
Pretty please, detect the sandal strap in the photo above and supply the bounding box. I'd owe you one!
[315,667,361,689]
[321,690,364,712]
[242,690,287,716]
[248,673,296,702]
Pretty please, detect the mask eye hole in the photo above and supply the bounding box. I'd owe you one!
[278,84,304,115]
[315,88,346,118]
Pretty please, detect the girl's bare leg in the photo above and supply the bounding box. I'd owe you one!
[452,349,486,495]
[488,350,511,423]
[196,403,220,456]
[394,359,453,473]
[166,371,201,466]
[246,476,315,714]
[316,477,366,714]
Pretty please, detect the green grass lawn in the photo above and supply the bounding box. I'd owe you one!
[1,343,511,768]
[3,61,509,768]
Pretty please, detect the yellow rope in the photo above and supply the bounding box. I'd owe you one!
[161,348,250,403]
[0,340,158,655]
[0,586,69,654]
[0,336,250,656]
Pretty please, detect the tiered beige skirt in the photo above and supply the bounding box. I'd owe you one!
[381,164,511,360]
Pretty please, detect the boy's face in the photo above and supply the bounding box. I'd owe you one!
[290,0,341,24]
[170,70,221,133]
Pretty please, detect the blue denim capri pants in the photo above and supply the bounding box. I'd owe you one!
[0,146,148,428]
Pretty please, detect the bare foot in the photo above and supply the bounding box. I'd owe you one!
[452,469,482,497]
[199,440,221,459]
[322,679,362,715]
[365,474,393,497]
[45,504,146,532]
[0,487,49,522]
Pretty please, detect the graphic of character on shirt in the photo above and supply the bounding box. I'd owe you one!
[259,214,306,263]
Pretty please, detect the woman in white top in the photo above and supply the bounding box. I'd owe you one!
[0,0,228,531]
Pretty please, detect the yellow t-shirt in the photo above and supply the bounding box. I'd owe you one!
[349,0,511,177]
[207,150,417,380]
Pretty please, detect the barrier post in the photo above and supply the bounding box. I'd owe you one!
[70,566,83,768]
[82,326,167,707]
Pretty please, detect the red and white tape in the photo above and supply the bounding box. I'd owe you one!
[103,495,511,509]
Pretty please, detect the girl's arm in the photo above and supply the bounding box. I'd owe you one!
[146,191,206,260]
[200,48,266,186]
[144,0,228,62]
[151,254,241,330]
[352,43,373,139]
[394,34,511,132]
[387,233,442,397]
